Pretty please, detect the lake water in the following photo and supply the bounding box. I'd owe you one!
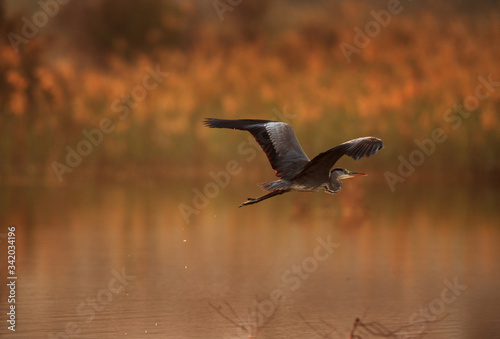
[0,176,499,338]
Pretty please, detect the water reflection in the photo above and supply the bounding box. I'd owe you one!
[0,178,499,338]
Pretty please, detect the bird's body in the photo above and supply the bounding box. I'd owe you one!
[204,118,383,207]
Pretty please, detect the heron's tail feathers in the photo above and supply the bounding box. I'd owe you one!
[259,180,291,191]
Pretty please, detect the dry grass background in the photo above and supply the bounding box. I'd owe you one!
[1,0,499,183]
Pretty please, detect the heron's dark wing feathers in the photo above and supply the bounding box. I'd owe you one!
[295,137,384,180]
[204,118,310,179]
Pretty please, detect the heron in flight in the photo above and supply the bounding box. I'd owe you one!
[204,118,383,207]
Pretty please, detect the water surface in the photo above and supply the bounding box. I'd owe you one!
[0,178,499,338]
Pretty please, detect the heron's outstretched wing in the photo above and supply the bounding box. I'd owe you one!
[204,118,310,179]
[295,137,384,180]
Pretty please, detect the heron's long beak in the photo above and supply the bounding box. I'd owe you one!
[339,170,367,179]
[348,171,367,177]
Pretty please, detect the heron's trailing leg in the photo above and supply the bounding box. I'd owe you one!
[238,190,290,208]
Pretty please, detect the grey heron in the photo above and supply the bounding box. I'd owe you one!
[204,118,384,207]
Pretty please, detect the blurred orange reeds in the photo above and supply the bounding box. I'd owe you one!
[0,0,499,182]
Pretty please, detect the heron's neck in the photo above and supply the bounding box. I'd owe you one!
[327,177,342,193]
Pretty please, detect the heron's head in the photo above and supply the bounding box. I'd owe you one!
[330,168,367,180]
[325,168,366,194]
